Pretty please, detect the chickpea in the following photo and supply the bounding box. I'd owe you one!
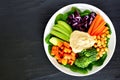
[106,31,109,34]
[105,40,107,43]
[97,40,101,44]
[105,47,108,52]
[98,51,103,57]
[101,48,104,52]
[97,48,100,52]
[101,40,105,45]
[101,34,106,38]
[107,34,111,38]
[97,43,101,47]
[99,46,102,49]
[94,44,97,48]
[104,37,107,40]
[103,51,106,54]
[96,56,100,60]
[97,36,100,40]
[93,36,96,39]
[103,44,106,47]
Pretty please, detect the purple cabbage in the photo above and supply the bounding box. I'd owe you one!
[67,11,96,32]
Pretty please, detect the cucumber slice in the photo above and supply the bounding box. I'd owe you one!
[49,37,63,46]
[53,25,70,37]
[55,24,71,35]
[57,21,72,33]
[50,29,69,42]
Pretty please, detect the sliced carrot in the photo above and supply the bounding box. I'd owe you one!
[102,27,109,33]
[94,26,106,36]
[91,20,106,35]
[94,15,103,28]
[98,26,109,35]
[88,14,100,34]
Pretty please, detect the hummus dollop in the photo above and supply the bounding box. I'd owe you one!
[70,30,95,53]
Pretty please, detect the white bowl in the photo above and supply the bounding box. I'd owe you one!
[43,3,116,76]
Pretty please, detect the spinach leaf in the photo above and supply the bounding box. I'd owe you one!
[45,34,53,45]
[70,65,88,74]
[92,53,107,66]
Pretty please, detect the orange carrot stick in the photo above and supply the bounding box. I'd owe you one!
[88,14,100,34]
[102,27,109,33]
[98,26,109,35]
[95,26,106,36]
[91,20,106,35]
[92,15,103,30]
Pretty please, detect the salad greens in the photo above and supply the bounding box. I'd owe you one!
[45,6,111,74]
[75,47,97,68]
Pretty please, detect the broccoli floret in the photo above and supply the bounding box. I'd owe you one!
[84,48,97,57]
[75,48,97,68]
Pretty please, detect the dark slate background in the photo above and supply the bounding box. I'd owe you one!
[0,0,120,80]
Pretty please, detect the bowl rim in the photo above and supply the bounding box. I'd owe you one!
[43,3,116,76]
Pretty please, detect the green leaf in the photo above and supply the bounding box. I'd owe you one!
[78,49,87,57]
[106,23,112,34]
[80,13,89,17]
[92,53,107,66]
[87,63,93,70]
[71,7,81,13]
[80,10,91,17]
[48,44,53,54]
[84,47,97,57]
[62,13,68,21]
[83,10,91,14]
[70,65,88,74]
[45,34,53,45]
[55,14,63,24]
[106,38,110,47]
[63,64,71,68]
[65,7,81,16]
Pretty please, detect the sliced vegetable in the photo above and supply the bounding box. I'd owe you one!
[67,10,96,32]
[49,37,63,46]
[52,25,70,37]
[51,42,76,66]
[51,46,59,56]
[45,7,112,74]
[54,24,70,35]
[91,20,106,35]
[88,14,100,34]
[95,26,106,36]
[57,21,72,33]
[50,29,69,41]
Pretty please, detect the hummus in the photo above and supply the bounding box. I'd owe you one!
[70,30,95,53]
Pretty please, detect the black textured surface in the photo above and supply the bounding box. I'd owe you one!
[0,0,120,80]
